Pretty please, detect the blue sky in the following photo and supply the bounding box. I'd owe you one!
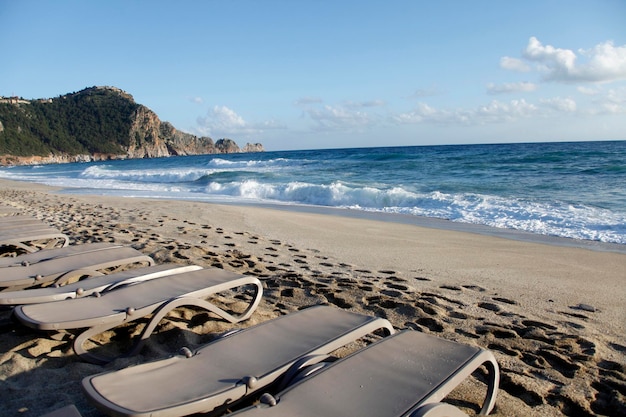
[1,1,625,151]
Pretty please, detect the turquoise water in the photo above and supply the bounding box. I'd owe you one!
[1,141,625,245]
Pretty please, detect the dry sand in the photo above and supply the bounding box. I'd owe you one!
[0,179,624,417]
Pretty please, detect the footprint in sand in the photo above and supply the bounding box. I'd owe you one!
[493,297,519,305]
[440,285,462,291]
[323,293,353,309]
[478,302,503,312]
[462,284,487,292]
[521,319,558,331]
[415,317,446,333]
[537,348,581,378]
[386,282,409,291]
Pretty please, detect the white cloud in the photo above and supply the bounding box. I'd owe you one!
[605,87,626,104]
[500,56,531,72]
[597,87,626,114]
[577,86,600,96]
[189,96,204,104]
[394,99,538,125]
[523,37,577,73]
[487,82,537,94]
[393,103,439,124]
[475,99,538,122]
[196,105,284,137]
[540,97,577,112]
[514,37,626,83]
[304,104,374,131]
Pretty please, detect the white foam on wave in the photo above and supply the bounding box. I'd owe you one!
[206,157,294,169]
[201,180,626,244]
[2,154,624,244]
[80,165,215,183]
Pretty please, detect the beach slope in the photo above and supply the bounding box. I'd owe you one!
[0,179,624,416]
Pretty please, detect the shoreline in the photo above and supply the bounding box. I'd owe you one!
[56,186,626,254]
[1,178,625,416]
[230,201,626,254]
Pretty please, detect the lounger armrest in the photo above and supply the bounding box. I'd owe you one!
[479,351,499,415]
[276,353,332,391]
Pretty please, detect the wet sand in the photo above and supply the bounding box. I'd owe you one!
[0,179,624,416]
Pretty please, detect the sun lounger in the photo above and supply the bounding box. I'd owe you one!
[0,246,154,290]
[230,330,499,417]
[81,305,394,416]
[0,242,122,268]
[15,267,264,364]
[0,263,202,305]
[0,225,70,254]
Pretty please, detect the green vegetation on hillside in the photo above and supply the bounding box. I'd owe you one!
[0,87,139,156]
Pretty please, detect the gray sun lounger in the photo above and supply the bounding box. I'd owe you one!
[0,246,154,290]
[0,263,202,305]
[15,267,264,364]
[81,305,395,416]
[0,225,70,253]
[231,330,499,417]
[0,242,123,268]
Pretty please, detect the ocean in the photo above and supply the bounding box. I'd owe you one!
[1,140,625,247]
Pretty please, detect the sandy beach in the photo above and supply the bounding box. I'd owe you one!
[0,178,624,417]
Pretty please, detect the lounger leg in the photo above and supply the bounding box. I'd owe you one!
[73,323,121,365]
[418,349,499,416]
[5,241,36,254]
[411,403,468,417]
[479,355,499,415]
[125,294,262,358]
[73,283,263,364]
[54,270,104,286]
[42,236,70,249]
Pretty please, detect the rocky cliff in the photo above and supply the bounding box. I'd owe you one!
[0,86,264,166]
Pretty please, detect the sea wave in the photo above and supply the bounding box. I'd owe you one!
[1,142,624,244]
[198,180,626,244]
[206,157,296,169]
[80,165,214,183]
